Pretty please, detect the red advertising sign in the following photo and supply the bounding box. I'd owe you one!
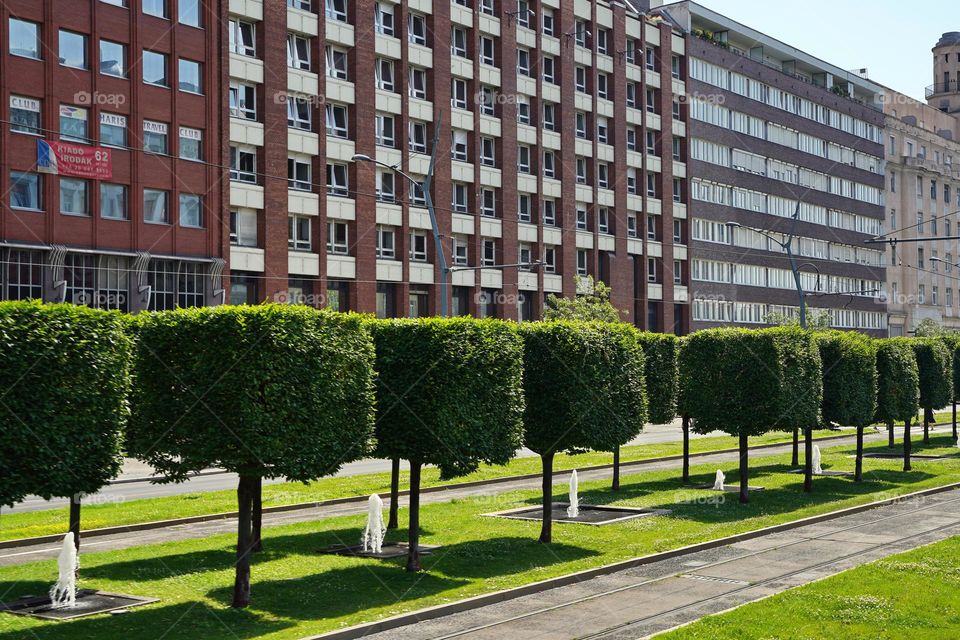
[37,140,113,180]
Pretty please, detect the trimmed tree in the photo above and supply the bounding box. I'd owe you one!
[635,333,680,485]
[0,301,131,552]
[521,321,647,542]
[939,334,960,441]
[679,327,821,504]
[911,338,951,445]
[127,305,376,607]
[816,331,878,482]
[373,317,524,571]
[874,338,920,471]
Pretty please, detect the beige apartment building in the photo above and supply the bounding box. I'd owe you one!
[883,89,960,335]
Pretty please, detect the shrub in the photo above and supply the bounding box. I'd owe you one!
[520,321,647,542]
[816,331,877,481]
[372,317,524,569]
[127,305,376,606]
[0,301,131,550]
[874,338,920,471]
[679,327,821,502]
[636,333,679,424]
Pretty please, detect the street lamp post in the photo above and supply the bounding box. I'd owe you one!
[353,113,449,316]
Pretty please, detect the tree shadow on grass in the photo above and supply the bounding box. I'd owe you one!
[0,601,291,640]
[0,580,49,603]
[205,536,597,621]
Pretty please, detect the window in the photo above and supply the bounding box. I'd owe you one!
[376,113,396,147]
[409,230,427,261]
[143,189,168,223]
[289,215,312,251]
[575,112,587,138]
[518,145,531,173]
[288,157,311,191]
[598,208,610,233]
[648,257,658,282]
[10,96,40,135]
[673,136,682,161]
[409,66,427,98]
[542,55,555,83]
[452,235,469,265]
[325,103,348,137]
[229,82,257,120]
[627,128,637,151]
[597,117,609,144]
[452,183,469,213]
[59,30,87,69]
[408,12,427,45]
[452,130,469,161]
[674,260,683,284]
[5,250,44,301]
[574,19,588,47]
[542,8,555,36]
[230,146,257,183]
[60,106,88,142]
[231,211,258,246]
[328,221,349,254]
[597,74,609,99]
[673,178,683,202]
[576,204,588,230]
[376,169,395,202]
[178,59,202,93]
[99,39,126,77]
[143,0,167,17]
[518,243,532,269]
[647,173,659,198]
[646,88,657,113]
[287,96,311,130]
[326,162,348,196]
[647,130,657,155]
[518,194,531,222]
[179,194,202,227]
[375,2,395,36]
[326,46,348,79]
[479,85,495,116]
[143,121,168,154]
[179,127,201,160]
[376,57,394,91]
[673,219,683,243]
[452,79,468,109]
[480,137,496,166]
[451,27,468,58]
[100,183,127,219]
[480,36,495,66]
[517,48,531,76]
[543,151,556,178]
[60,178,90,216]
[287,34,310,70]
[143,50,168,86]
[230,19,256,56]
[543,102,556,131]
[543,246,556,273]
[179,0,201,26]
[376,225,396,258]
[626,82,637,108]
[326,0,347,22]
[671,54,682,79]
[481,188,496,217]
[517,97,530,124]
[409,120,427,152]
[575,66,587,93]
[627,213,638,238]
[9,19,40,59]
[543,199,556,226]
[627,169,637,194]
[577,250,588,276]
[482,239,496,267]
[647,215,658,240]
[576,157,587,184]
[10,172,41,210]
[409,180,426,207]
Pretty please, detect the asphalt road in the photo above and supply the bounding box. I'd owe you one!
[6,421,725,514]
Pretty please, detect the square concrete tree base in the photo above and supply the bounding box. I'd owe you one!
[317,542,441,559]
[0,590,158,620]
[483,504,670,526]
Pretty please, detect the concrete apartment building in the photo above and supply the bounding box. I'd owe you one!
[654,1,888,335]
[882,34,960,335]
[0,0,228,311]
[225,0,690,327]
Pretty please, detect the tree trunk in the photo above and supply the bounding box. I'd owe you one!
[405,462,422,572]
[903,418,912,472]
[953,401,957,442]
[251,477,263,552]
[791,427,799,467]
[387,458,400,530]
[924,408,931,444]
[69,494,81,554]
[539,453,554,544]
[232,475,256,608]
[682,415,690,483]
[611,446,620,491]
[803,427,813,493]
[855,426,864,482]
[738,433,749,505]
[888,420,895,448]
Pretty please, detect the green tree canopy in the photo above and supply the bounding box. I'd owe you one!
[636,332,679,424]
[911,338,952,411]
[543,277,624,323]
[874,338,920,424]
[816,331,877,428]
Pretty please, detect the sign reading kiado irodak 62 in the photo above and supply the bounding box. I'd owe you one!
[37,139,113,180]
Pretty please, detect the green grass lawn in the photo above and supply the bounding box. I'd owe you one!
[0,429,852,543]
[1,434,960,640]
[657,535,960,639]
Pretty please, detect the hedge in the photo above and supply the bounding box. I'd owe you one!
[127,305,376,606]
[520,321,647,542]
[874,338,920,471]
[939,334,960,439]
[372,317,524,569]
[0,301,131,550]
[679,327,821,502]
[636,332,679,424]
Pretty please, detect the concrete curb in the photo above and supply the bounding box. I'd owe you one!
[301,481,960,640]
[0,430,895,550]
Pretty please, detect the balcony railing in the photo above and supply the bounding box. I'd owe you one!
[926,80,959,98]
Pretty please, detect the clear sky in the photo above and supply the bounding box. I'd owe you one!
[686,0,959,101]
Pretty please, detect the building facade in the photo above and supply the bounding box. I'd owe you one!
[655,1,888,335]
[0,0,228,312]
[883,88,960,335]
[225,0,690,327]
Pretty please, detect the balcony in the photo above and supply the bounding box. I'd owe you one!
[926,80,959,99]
